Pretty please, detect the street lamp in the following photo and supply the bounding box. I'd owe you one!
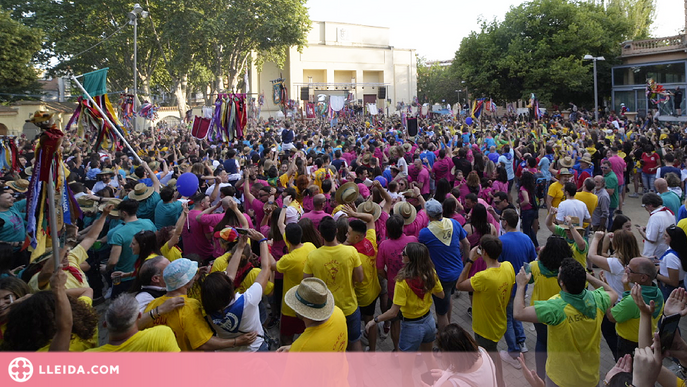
[584,54,605,122]
[129,4,148,132]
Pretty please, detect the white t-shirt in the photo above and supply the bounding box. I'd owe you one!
[205,183,233,207]
[135,286,167,313]
[208,282,265,352]
[605,257,626,301]
[438,347,498,387]
[659,250,686,283]
[556,199,590,227]
[643,207,675,257]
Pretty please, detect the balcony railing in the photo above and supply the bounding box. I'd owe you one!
[621,35,687,57]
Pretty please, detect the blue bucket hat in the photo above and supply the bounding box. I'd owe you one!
[163,258,199,291]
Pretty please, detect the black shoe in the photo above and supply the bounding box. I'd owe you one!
[615,209,623,215]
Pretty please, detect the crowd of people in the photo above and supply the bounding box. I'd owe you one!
[0,109,686,387]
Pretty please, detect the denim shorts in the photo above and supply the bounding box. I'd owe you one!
[345,307,362,343]
[399,313,436,352]
[432,278,457,316]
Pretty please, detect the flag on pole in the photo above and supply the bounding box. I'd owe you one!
[81,68,109,97]
[472,98,485,119]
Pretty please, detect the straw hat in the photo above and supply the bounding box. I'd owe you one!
[362,153,371,164]
[166,178,177,190]
[358,201,382,221]
[393,201,417,225]
[23,166,33,176]
[77,197,98,213]
[148,161,160,171]
[26,110,54,124]
[557,168,573,177]
[579,155,592,165]
[7,179,29,193]
[402,143,412,152]
[97,168,115,177]
[559,216,585,231]
[128,183,155,201]
[335,182,359,205]
[284,277,335,322]
[559,156,574,168]
[100,198,121,217]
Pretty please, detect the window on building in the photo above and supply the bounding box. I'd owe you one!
[613,62,686,86]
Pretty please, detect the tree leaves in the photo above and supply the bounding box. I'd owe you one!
[0,9,42,102]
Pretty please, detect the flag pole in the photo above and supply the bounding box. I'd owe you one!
[70,75,142,164]
[47,165,61,272]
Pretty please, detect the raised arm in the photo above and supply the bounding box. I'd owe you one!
[545,207,558,234]
[49,269,72,351]
[225,237,248,282]
[247,229,273,292]
[167,203,189,248]
[143,161,161,193]
[79,205,114,250]
[588,231,611,271]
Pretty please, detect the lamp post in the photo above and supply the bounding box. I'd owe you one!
[129,4,148,132]
[584,54,605,122]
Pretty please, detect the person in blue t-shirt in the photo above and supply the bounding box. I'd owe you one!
[418,200,470,331]
[498,208,536,365]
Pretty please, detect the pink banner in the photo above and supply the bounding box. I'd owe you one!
[0,353,469,386]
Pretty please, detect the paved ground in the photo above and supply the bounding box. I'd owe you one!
[95,191,682,386]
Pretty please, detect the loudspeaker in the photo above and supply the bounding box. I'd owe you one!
[407,118,418,136]
[301,87,309,101]
[378,86,386,99]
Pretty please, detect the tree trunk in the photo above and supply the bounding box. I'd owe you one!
[174,74,189,119]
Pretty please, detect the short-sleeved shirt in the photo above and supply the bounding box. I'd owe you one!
[208,282,266,352]
[289,306,348,352]
[29,244,90,291]
[352,229,381,308]
[109,219,157,277]
[418,219,468,282]
[417,168,431,195]
[377,235,418,298]
[86,326,180,352]
[556,199,591,227]
[529,261,560,305]
[276,242,317,317]
[547,181,565,208]
[304,244,362,316]
[534,288,611,387]
[470,261,515,342]
[552,225,589,268]
[393,273,443,319]
[154,201,183,230]
[660,191,681,221]
[144,295,213,351]
[0,207,25,247]
[643,207,675,257]
[126,192,161,221]
[498,232,537,289]
[611,287,663,342]
[604,171,619,208]
[574,192,598,228]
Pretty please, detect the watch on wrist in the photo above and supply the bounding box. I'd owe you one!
[373,316,379,324]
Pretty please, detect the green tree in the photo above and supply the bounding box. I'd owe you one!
[417,56,464,106]
[452,0,635,108]
[0,9,42,102]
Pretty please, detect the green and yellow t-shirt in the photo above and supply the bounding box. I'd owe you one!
[393,272,443,319]
[611,285,664,342]
[529,261,561,305]
[553,225,589,269]
[534,288,611,387]
[277,242,317,317]
[470,261,515,342]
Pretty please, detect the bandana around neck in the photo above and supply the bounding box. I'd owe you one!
[428,218,454,246]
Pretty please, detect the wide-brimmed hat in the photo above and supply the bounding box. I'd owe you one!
[100,198,121,216]
[362,153,371,164]
[335,182,359,205]
[557,168,573,177]
[559,156,574,168]
[358,201,382,221]
[97,168,115,177]
[559,216,585,231]
[77,197,98,213]
[148,161,160,171]
[164,258,199,291]
[579,155,592,165]
[284,277,335,322]
[129,183,154,201]
[166,178,177,190]
[23,166,33,176]
[26,110,54,124]
[393,201,417,225]
[7,179,29,193]
[402,143,412,152]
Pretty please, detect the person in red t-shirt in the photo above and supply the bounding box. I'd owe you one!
[640,145,660,194]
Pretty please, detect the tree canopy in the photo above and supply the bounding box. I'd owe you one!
[417,56,465,106]
[0,0,310,114]
[0,9,42,102]
[452,0,652,108]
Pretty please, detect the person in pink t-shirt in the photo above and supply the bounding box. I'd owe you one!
[411,159,431,199]
[180,193,214,261]
[196,197,251,258]
[376,214,417,351]
[301,194,329,230]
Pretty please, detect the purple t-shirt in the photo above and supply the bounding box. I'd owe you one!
[417,168,430,195]
[181,209,213,259]
[377,234,418,298]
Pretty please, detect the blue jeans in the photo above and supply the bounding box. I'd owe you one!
[345,307,362,343]
[521,208,539,248]
[642,172,656,193]
[399,313,436,352]
[607,207,617,230]
[505,289,526,354]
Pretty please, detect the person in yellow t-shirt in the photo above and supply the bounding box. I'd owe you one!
[526,235,568,380]
[513,258,618,387]
[277,277,348,352]
[546,169,572,211]
[456,234,514,387]
[272,223,317,345]
[365,243,444,385]
[87,294,180,352]
[342,204,382,351]
[575,179,598,229]
[0,277,30,348]
[143,258,257,351]
[304,216,363,351]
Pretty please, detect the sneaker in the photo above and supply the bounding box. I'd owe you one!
[500,350,522,369]
[360,329,370,346]
[519,342,529,353]
[615,209,623,215]
[629,192,639,198]
[467,307,472,318]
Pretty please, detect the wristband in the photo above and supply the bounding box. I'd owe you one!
[374,316,379,324]
[466,259,474,265]
[258,238,268,244]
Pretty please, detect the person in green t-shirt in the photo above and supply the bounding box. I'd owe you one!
[601,160,619,230]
